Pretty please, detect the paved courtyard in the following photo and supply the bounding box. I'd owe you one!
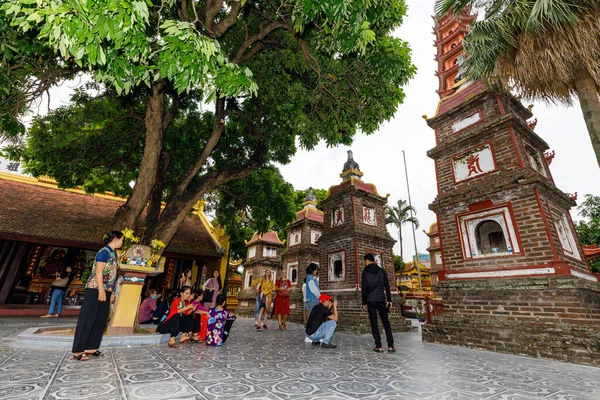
[0,317,599,400]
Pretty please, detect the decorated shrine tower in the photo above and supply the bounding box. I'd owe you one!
[422,9,600,366]
[318,151,413,333]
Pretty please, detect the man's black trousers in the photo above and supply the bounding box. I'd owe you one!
[366,301,394,348]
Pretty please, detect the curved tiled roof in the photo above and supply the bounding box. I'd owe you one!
[583,245,600,261]
[296,208,324,223]
[246,231,284,246]
[0,177,220,257]
[328,178,382,198]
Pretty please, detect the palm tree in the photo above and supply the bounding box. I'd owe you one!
[436,0,600,168]
[385,199,419,260]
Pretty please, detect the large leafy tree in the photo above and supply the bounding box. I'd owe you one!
[385,199,419,260]
[436,0,600,168]
[576,194,600,273]
[1,0,416,250]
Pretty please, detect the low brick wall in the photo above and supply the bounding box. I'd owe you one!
[288,291,305,324]
[422,276,600,366]
[235,291,258,318]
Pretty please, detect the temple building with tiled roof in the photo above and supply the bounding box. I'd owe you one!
[0,172,228,306]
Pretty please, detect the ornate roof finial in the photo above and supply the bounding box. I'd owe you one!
[340,150,363,181]
[302,187,317,208]
[527,118,538,131]
[305,187,316,202]
[544,150,555,166]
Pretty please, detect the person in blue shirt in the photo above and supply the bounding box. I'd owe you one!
[305,263,320,313]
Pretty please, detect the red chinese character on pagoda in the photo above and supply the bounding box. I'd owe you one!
[466,153,483,176]
[334,206,344,226]
[363,208,372,224]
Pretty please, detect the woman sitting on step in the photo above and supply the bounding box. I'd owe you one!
[156,285,197,348]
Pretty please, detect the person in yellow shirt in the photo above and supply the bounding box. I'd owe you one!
[253,270,275,330]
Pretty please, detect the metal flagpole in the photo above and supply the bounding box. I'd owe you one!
[402,150,422,293]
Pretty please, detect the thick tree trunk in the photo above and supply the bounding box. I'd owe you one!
[574,69,600,169]
[113,81,166,230]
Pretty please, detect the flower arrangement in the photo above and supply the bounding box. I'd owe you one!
[150,239,166,254]
[122,228,140,248]
[116,229,165,268]
[119,228,140,263]
[149,239,166,268]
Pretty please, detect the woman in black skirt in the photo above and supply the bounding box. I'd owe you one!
[156,285,196,348]
[72,231,123,361]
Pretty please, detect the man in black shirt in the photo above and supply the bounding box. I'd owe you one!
[361,253,395,352]
[305,294,338,349]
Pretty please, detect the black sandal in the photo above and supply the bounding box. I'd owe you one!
[85,350,104,357]
[73,353,89,361]
[388,347,397,353]
[190,335,201,343]
[373,348,384,353]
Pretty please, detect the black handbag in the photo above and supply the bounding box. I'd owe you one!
[202,289,214,303]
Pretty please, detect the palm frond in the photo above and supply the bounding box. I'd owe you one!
[529,0,583,31]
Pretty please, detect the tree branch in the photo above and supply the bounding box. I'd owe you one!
[211,0,243,37]
[145,149,171,239]
[151,143,268,245]
[182,142,268,206]
[171,96,226,198]
[231,21,287,63]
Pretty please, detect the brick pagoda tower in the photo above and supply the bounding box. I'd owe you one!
[318,151,413,333]
[422,8,600,366]
[236,231,283,317]
[282,188,324,323]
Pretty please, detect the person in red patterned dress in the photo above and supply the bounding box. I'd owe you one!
[274,270,292,330]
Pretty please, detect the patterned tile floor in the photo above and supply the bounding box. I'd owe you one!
[0,317,599,400]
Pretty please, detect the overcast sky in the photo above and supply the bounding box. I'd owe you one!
[277,0,600,259]
[3,0,599,259]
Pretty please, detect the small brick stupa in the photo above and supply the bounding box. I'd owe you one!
[282,188,324,324]
[317,150,414,333]
[236,231,283,316]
